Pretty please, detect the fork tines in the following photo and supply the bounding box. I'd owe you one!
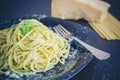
[53,24,71,38]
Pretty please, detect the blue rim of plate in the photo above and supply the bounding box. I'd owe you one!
[0,15,100,80]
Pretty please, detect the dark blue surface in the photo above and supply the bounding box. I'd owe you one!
[0,0,120,80]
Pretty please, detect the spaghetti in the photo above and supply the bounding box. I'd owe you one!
[0,19,70,76]
[89,13,120,40]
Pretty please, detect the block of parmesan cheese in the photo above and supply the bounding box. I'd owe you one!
[51,0,111,22]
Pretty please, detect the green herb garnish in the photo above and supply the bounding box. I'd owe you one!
[21,21,39,35]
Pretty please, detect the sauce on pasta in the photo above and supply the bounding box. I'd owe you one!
[0,19,70,76]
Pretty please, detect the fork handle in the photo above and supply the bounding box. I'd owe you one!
[72,36,110,60]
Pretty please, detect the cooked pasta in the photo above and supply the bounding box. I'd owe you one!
[0,19,70,76]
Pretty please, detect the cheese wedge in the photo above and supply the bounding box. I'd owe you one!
[51,0,111,22]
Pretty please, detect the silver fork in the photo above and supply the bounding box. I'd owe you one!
[53,24,110,60]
